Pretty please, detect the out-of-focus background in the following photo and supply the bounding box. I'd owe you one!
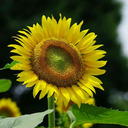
[0,0,128,127]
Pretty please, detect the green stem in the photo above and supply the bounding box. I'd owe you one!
[48,95,55,128]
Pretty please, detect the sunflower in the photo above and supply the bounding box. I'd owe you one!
[56,97,95,128]
[0,98,21,117]
[9,14,106,107]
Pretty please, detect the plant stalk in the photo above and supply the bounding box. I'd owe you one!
[48,95,55,128]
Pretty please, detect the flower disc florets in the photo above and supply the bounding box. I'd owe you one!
[32,39,84,87]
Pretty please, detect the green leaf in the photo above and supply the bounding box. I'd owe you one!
[0,79,12,92]
[0,109,53,128]
[71,104,128,127]
[0,61,18,70]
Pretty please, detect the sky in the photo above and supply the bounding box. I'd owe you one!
[117,0,128,57]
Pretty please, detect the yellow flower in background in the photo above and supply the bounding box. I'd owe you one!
[56,98,95,128]
[82,123,93,128]
[0,98,21,117]
[9,14,106,107]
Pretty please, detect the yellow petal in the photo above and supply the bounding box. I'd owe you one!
[85,60,107,68]
[10,56,31,64]
[18,30,30,37]
[33,81,41,98]
[86,98,95,105]
[80,44,103,54]
[11,63,31,70]
[40,80,47,89]
[17,71,38,84]
[42,15,47,26]
[57,16,71,38]
[8,44,31,56]
[86,68,106,75]
[57,91,64,106]
[60,87,70,107]
[33,80,47,98]
[14,39,32,52]
[89,78,104,91]
[83,50,106,61]
[53,86,59,102]
[46,17,55,37]
[75,29,89,45]
[80,79,96,93]
[89,75,103,84]
[27,25,42,43]
[19,28,37,46]
[39,86,48,100]
[22,75,38,84]
[91,82,104,91]
[80,88,89,101]
[48,16,57,37]
[57,16,63,37]
[77,82,93,97]
[66,23,78,42]
[81,74,89,83]
[13,35,34,49]
[25,80,37,88]
[68,21,83,44]
[72,85,85,101]
[10,49,30,58]
[35,23,44,38]
[41,15,49,38]
[77,33,97,49]
[47,84,55,98]
[66,87,81,108]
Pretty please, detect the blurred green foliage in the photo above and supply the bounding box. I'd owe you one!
[0,0,128,127]
[0,79,11,92]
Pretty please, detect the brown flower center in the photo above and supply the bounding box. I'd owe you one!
[0,107,15,117]
[32,39,84,87]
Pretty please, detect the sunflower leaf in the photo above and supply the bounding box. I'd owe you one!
[0,61,18,70]
[71,104,128,127]
[0,109,53,128]
[0,79,12,93]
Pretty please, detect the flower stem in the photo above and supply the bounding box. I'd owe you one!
[48,95,55,128]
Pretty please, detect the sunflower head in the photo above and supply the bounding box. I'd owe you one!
[9,14,106,107]
[32,38,84,87]
[0,98,21,117]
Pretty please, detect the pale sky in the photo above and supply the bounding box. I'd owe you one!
[117,0,128,57]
